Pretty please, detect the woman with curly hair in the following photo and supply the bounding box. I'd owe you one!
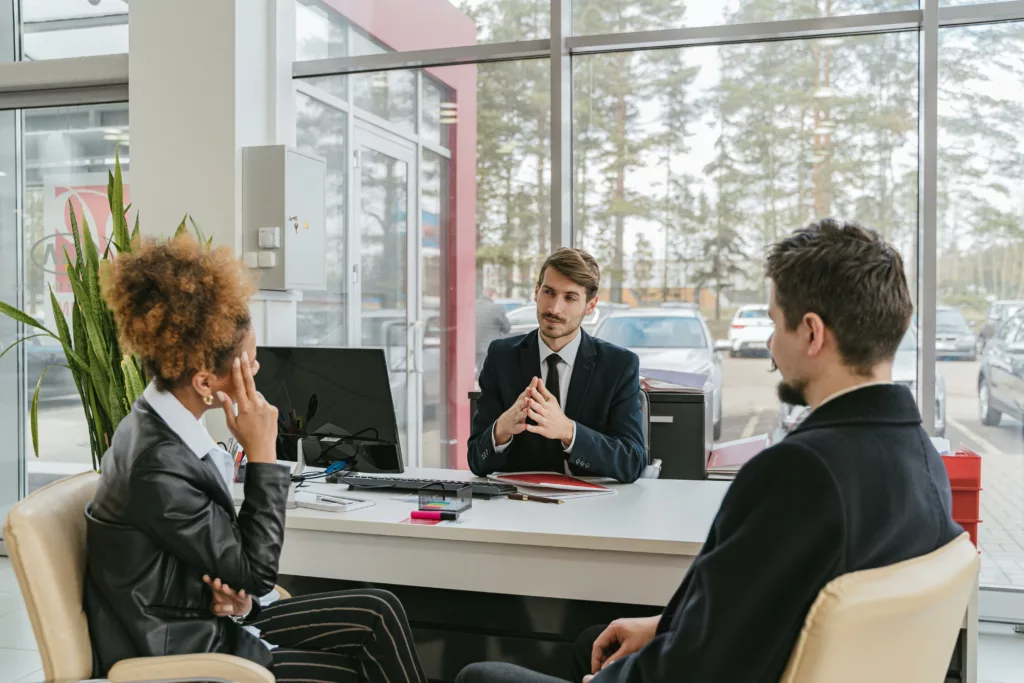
[84,236,426,683]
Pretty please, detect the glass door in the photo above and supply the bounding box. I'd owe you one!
[352,124,421,465]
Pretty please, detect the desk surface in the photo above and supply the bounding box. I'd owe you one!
[272,468,730,557]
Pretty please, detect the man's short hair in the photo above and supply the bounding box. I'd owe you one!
[766,218,913,375]
[536,248,601,301]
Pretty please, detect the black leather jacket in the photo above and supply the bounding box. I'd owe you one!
[83,398,290,676]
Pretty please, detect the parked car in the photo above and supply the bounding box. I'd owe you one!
[773,328,946,442]
[979,300,1024,352]
[977,308,1024,427]
[935,306,977,362]
[494,298,528,313]
[726,304,774,358]
[25,335,77,402]
[593,307,723,439]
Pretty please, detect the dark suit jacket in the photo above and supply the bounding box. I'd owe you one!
[597,384,963,683]
[468,329,646,483]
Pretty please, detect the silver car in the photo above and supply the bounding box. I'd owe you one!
[773,328,946,441]
[593,307,723,439]
[935,306,977,362]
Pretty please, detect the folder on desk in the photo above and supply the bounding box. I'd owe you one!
[706,435,770,476]
[489,472,611,491]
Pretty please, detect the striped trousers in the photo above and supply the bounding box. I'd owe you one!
[250,588,426,683]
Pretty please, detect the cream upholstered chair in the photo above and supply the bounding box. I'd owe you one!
[3,470,288,683]
[780,532,978,683]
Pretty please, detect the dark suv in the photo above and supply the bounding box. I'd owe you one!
[978,309,1024,427]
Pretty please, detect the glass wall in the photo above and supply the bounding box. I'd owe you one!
[19,103,128,486]
[573,0,917,34]
[937,21,1024,589]
[20,0,129,60]
[574,32,919,442]
[294,57,550,469]
[295,0,548,54]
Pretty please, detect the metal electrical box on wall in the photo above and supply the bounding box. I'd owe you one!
[241,145,327,291]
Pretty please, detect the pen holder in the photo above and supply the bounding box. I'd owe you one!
[417,483,472,513]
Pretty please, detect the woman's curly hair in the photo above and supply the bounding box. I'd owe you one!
[100,236,255,391]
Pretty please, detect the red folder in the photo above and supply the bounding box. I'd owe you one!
[488,472,611,491]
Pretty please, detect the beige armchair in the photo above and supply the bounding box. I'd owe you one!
[781,532,978,683]
[3,470,287,683]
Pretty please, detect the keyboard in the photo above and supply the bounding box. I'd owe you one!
[328,473,517,499]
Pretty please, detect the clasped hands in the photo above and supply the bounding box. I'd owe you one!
[494,376,574,447]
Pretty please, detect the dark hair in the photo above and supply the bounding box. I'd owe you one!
[536,248,601,301]
[100,236,256,391]
[766,218,913,374]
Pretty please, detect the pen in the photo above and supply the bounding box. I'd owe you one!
[316,493,365,505]
[508,493,564,504]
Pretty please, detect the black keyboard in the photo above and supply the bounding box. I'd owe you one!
[328,474,517,499]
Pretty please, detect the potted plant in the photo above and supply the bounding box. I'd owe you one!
[0,151,209,470]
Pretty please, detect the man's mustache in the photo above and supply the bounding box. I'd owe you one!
[542,314,566,324]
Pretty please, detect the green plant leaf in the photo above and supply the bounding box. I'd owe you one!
[0,300,57,336]
[30,364,69,457]
[130,212,141,251]
[122,355,145,404]
[175,213,190,240]
[108,149,130,253]
[67,200,85,287]
[0,333,51,365]
[49,288,87,371]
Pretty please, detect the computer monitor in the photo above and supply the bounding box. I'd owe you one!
[253,347,404,474]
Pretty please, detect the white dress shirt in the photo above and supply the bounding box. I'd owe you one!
[142,382,275,648]
[493,330,581,459]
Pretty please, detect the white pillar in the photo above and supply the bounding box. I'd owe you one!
[129,0,298,441]
[128,0,295,249]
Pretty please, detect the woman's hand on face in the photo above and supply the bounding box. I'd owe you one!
[203,575,253,618]
[217,351,278,464]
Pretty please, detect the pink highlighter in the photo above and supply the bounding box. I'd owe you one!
[410,510,458,521]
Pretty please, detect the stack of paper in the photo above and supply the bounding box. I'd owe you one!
[706,435,770,477]
[639,368,709,394]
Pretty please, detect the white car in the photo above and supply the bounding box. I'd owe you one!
[594,308,723,439]
[727,305,774,358]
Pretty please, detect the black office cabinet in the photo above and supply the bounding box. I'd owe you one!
[648,391,711,480]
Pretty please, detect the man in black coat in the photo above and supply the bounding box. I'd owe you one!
[458,219,963,683]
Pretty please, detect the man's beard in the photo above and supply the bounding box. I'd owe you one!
[538,311,584,340]
[777,379,809,407]
[771,356,809,406]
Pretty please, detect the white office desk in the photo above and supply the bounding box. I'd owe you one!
[248,468,976,683]
[272,468,729,607]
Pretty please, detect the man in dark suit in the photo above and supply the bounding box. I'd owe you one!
[458,219,963,683]
[468,248,646,484]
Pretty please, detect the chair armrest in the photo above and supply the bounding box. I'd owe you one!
[108,653,274,683]
[275,584,291,600]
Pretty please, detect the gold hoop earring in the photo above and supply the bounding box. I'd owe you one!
[203,393,214,406]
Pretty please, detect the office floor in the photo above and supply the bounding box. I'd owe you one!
[0,557,1021,683]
